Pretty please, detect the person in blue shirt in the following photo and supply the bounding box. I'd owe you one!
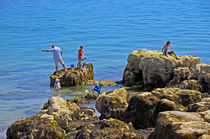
[42,44,67,74]
[93,81,101,95]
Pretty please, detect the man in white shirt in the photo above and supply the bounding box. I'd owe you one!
[42,44,67,74]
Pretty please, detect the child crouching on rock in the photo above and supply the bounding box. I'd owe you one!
[93,81,101,95]
[54,78,61,95]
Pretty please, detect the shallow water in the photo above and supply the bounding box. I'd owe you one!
[0,0,210,138]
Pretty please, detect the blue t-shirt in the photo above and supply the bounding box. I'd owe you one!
[49,47,62,60]
[94,85,101,93]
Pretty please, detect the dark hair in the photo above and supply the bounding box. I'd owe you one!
[166,41,170,46]
[80,45,83,48]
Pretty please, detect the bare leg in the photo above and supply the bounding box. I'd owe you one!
[62,64,67,72]
[56,65,58,74]
[172,51,179,59]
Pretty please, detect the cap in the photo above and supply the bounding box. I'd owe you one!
[55,79,59,82]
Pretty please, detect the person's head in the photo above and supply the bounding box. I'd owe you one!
[52,44,55,48]
[55,78,59,83]
[80,45,83,49]
[166,41,171,46]
[94,81,99,85]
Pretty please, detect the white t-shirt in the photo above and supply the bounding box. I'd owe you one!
[49,47,62,60]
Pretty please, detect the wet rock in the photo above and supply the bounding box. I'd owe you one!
[67,93,98,106]
[187,97,210,112]
[123,49,200,90]
[50,63,94,87]
[6,115,65,139]
[148,111,210,139]
[123,88,202,129]
[96,88,129,119]
[87,80,117,86]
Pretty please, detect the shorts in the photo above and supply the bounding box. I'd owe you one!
[54,59,64,66]
[163,49,173,55]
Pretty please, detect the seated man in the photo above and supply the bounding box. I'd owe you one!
[162,41,179,60]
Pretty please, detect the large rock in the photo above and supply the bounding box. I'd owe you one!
[50,63,94,87]
[6,115,65,139]
[123,88,202,129]
[39,96,80,129]
[123,49,200,90]
[96,88,129,119]
[194,64,210,92]
[148,111,210,139]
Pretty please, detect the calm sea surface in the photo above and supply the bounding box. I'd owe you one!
[0,0,210,138]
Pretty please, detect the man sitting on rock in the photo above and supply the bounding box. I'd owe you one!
[162,41,179,60]
[42,44,67,74]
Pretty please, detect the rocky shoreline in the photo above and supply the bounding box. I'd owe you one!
[6,49,210,139]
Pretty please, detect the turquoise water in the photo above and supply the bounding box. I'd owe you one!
[0,0,210,138]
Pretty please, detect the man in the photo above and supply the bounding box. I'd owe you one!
[42,44,67,74]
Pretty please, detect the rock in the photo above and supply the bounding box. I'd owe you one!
[148,111,210,139]
[6,115,65,139]
[41,96,80,129]
[178,79,203,91]
[198,134,210,139]
[187,97,210,112]
[67,93,98,106]
[123,49,200,90]
[194,64,210,92]
[96,88,129,119]
[65,118,145,139]
[50,63,94,87]
[87,80,117,86]
[123,88,202,129]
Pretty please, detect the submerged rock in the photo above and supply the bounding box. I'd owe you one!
[50,63,94,87]
[87,80,117,86]
[96,88,129,119]
[123,88,202,129]
[148,111,210,139]
[123,49,200,90]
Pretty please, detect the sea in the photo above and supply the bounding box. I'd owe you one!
[0,0,210,138]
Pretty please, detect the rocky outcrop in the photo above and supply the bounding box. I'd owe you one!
[123,88,202,129]
[148,111,210,139]
[6,96,99,139]
[50,63,94,87]
[7,94,149,139]
[96,88,129,119]
[123,49,201,90]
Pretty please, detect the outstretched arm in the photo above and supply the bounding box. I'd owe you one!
[41,50,50,52]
